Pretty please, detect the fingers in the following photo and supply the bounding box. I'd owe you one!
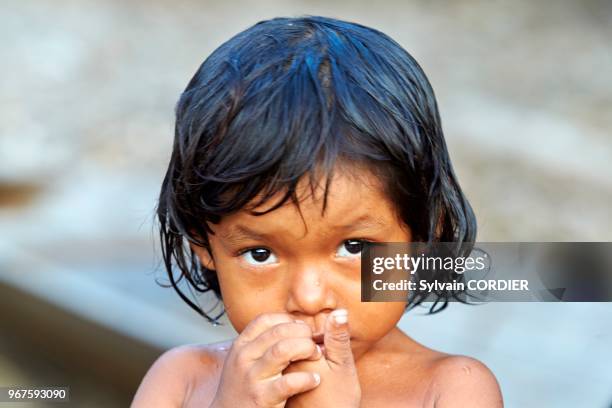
[264,371,321,405]
[243,321,313,358]
[218,313,325,408]
[323,309,355,368]
[237,313,295,344]
[252,337,322,378]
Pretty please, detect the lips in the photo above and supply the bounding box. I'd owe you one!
[312,332,325,355]
[312,332,354,344]
[312,332,324,344]
[311,332,356,357]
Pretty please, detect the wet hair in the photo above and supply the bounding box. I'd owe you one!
[157,15,477,322]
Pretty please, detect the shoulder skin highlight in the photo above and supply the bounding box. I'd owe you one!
[430,355,503,408]
[131,344,221,408]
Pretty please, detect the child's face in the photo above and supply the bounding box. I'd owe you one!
[193,165,412,359]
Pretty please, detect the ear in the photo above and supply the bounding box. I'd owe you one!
[190,243,216,271]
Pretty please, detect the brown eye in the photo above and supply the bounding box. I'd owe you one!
[337,239,364,257]
[251,248,270,262]
[241,248,278,265]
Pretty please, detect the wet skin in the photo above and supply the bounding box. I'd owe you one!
[132,165,503,407]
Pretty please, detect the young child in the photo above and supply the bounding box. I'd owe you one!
[133,16,503,407]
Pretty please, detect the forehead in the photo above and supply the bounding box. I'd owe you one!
[212,164,399,238]
[253,164,388,217]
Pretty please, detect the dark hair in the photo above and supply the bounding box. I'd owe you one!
[157,15,477,322]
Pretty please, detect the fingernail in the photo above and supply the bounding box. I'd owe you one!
[294,319,307,324]
[313,372,321,385]
[315,344,322,357]
[331,309,348,325]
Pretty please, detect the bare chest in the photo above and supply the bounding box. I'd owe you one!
[183,345,438,408]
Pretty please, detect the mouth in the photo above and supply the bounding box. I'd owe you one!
[311,332,355,356]
[312,333,326,356]
[312,332,356,343]
[312,332,324,345]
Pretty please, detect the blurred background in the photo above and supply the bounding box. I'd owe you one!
[1,0,611,406]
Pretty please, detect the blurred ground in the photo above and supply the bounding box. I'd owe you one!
[1,0,611,407]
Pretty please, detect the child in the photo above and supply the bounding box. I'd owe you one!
[133,16,503,407]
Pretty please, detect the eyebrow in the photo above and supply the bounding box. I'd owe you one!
[220,214,388,245]
[333,214,388,231]
[221,225,272,245]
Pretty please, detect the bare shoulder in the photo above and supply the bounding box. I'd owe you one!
[131,341,230,408]
[381,329,502,407]
[430,355,503,407]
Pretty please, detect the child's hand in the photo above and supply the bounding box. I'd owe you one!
[209,313,323,408]
[284,309,362,408]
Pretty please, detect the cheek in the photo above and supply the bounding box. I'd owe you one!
[216,268,286,333]
[352,302,406,340]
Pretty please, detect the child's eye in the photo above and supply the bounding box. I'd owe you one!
[336,239,366,258]
[240,248,278,265]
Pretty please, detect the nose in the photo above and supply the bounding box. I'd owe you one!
[286,260,336,317]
